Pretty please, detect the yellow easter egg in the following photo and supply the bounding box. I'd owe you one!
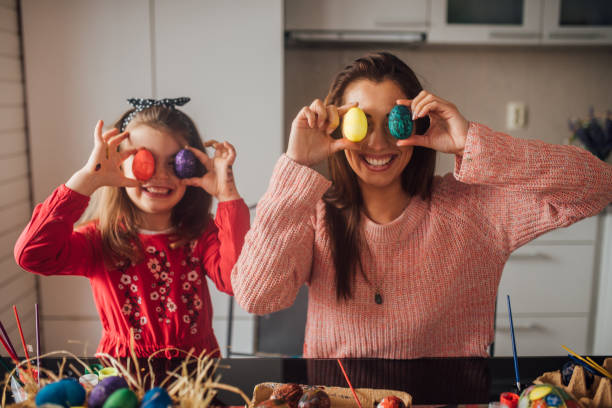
[342,107,367,142]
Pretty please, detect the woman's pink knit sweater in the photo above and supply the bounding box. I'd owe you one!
[231,123,612,358]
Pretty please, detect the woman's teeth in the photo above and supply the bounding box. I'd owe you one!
[363,155,393,166]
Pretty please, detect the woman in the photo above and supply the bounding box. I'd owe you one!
[231,52,612,358]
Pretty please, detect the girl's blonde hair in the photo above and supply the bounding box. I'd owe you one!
[85,105,212,268]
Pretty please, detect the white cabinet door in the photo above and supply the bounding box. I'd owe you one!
[21,0,153,355]
[154,0,283,356]
[429,0,543,44]
[285,0,428,32]
[494,316,589,356]
[497,244,595,315]
[542,0,612,45]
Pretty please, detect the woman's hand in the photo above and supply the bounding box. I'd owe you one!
[181,141,241,202]
[287,99,360,167]
[66,120,139,196]
[396,91,469,156]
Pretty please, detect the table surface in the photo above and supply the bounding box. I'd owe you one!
[1,356,603,406]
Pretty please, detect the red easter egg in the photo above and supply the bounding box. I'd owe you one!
[132,148,155,181]
[377,396,406,408]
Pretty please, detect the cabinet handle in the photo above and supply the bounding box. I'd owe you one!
[374,20,427,28]
[489,31,540,40]
[548,32,604,40]
[508,252,551,261]
[497,322,540,331]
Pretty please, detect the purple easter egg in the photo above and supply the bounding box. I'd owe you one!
[88,375,128,408]
[174,148,201,179]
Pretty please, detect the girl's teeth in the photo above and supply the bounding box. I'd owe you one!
[364,156,392,166]
[146,187,170,194]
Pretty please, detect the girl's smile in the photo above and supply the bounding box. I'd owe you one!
[360,153,398,171]
[123,124,187,230]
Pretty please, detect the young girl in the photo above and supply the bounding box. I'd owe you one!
[231,52,612,359]
[15,98,250,358]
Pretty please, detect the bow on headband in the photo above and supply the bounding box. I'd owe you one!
[121,97,191,131]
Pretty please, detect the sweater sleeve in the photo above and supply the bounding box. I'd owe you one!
[453,122,612,253]
[231,155,332,315]
[199,198,250,295]
[14,184,97,277]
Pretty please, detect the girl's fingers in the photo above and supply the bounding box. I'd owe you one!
[107,131,130,148]
[94,120,104,144]
[186,145,213,171]
[119,177,141,188]
[309,99,327,129]
[102,127,120,142]
[181,177,201,187]
[203,139,219,148]
[119,148,138,162]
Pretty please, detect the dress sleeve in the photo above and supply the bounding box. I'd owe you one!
[453,122,612,253]
[14,184,98,277]
[198,198,250,295]
[231,154,332,315]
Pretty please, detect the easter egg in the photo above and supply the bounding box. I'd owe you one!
[518,384,578,408]
[97,367,119,381]
[174,148,202,179]
[88,376,128,408]
[102,387,138,408]
[388,105,413,140]
[342,107,368,142]
[377,395,406,408]
[298,389,330,408]
[141,387,172,408]
[35,378,86,407]
[132,148,155,181]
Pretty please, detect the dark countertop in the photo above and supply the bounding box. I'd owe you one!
[3,355,601,406]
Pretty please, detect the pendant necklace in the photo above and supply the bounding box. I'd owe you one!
[374,292,383,305]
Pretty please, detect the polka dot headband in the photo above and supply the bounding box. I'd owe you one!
[120,97,191,132]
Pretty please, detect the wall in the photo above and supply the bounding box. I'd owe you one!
[0,0,37,357]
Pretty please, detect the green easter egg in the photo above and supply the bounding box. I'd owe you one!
[102,387,138,408]
[388,105,413,140]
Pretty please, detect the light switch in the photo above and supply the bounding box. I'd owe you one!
[507,102,527,130]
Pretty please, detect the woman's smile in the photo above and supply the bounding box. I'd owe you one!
[360,153,398,171]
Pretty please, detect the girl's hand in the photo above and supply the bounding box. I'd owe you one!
[287,99,360,167]
[66,120,139,196]
[396,91,469,156]
[181,141,241,202]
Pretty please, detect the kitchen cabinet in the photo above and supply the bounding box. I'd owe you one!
[285,0,428,42]
[286,0,428,32]
[428,0,543,44]
[541,0,612,45]
[493,216,599,356]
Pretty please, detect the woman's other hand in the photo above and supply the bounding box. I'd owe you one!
[181,141,241,202]
[287,99,360,167]
[396,91,469,156]
[66,120,139,196]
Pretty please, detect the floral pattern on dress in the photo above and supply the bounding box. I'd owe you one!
[115,239,205,338]
[145,245,176,325]
[179,240,204,335]
[116,260,145,340]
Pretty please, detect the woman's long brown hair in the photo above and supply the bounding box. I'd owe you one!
[87,106,212,268]
[323,52,436,301]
